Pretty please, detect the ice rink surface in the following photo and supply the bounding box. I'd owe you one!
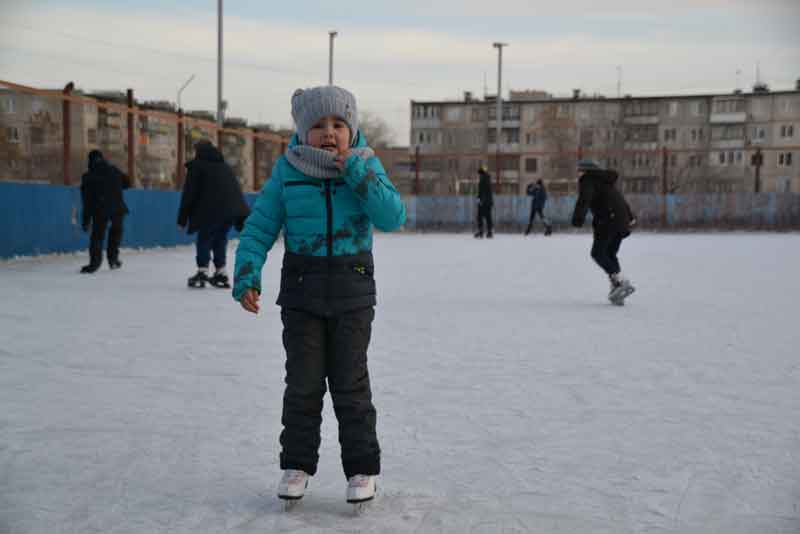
[1,233,798,533]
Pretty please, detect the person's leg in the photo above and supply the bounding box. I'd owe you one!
[327,307,380,479]
[525,203,536,235]
[486,207,494,237]
[475,208,485,237]
[87,217,108,268]
[607,233,624,276]
[279,309,328,476]
[195,227,213,270]
[107,215,124,265]
[590,233,617,275]
[211,221,232,272]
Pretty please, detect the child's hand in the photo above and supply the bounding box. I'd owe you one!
[334,150,352,171]
[240,288,261,314]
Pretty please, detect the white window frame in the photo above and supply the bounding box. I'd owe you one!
[1,97,16,114]
[6,126,20,143]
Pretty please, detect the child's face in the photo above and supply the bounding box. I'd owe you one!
[307,115,351,154]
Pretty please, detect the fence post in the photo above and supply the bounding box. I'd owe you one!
[126,89,136,185]
[414,145,420,195]
[62,82,73,186]
[252,131,258,191]
[661,147,668,228]
[176,109,184,190]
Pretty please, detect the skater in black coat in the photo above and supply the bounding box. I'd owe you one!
[178,141,250,288]
[571,160,637,304]
[79,150,131,273]
[475,166,494,238]
[524,179,553,236]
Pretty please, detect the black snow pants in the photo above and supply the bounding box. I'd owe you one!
[476,204,493,236]
[89,214,124,267]
[276,251,380,479]
[279,307,379,478]
[590,230,626,276]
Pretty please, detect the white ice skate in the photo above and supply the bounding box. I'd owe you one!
[609,274,635,306]
[277,469,309,510]
[346,474,377,513]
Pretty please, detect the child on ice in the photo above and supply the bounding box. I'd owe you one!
[233,86,406,506]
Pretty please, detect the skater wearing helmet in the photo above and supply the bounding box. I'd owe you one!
[233,85,406,509]
[571,160,637,305]
[177,140,250,289]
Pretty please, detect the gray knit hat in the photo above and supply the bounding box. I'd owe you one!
[291,86,358,144]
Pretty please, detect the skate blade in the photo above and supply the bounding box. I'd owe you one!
[609,286,635,305]
[350,497,374,516]
[279,496,302,511]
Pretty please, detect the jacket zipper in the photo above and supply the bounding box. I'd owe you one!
[324,180,333,307]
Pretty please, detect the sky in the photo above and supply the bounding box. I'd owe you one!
[1,0,798,145]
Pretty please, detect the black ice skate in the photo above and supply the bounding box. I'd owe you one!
[209,272,231,289]
[109,259,122,270]
[187,270,209,288]
[80,263,100,274]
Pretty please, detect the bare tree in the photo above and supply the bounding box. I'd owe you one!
[358,111,394,148]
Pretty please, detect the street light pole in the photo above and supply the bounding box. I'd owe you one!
[493,42,507,191]
[328,30,338,85]
[177,74,195,111]
[217,0,224,127]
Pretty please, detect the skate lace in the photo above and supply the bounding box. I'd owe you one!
[348,475,371,488]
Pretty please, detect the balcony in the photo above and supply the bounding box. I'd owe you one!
[710,111,746,124]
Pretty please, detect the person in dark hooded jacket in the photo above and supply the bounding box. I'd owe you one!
[178,140,250,288]
[475,165,494,238]
[524,179,553,236]
[79,150,131,273]
[571,160,637,304]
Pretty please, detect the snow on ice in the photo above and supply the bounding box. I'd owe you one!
[1,233,798,533]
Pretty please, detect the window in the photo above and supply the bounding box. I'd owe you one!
[471,108,482,122]
[487,129,496,144]
[712,125,744,141]
[669,153,678,167]
[690,101,705,116]
[502,104,520,121]
[736,151,743,164]
[713,99,745,113]
[525,157,538,173]
[753,127,766,140]
[448,159,458,171]
[778,153,793,167]
[718,152,725,165]
[6,126,20,143]
[624,100,659,117]
[780,124,795,138]
[505,128,519,144]
[525,132,537,145]
[626,125,658,142]
[31,127,44,145]
[580,129,594,147]
[446,107,463,122]
[0,97,16,113]
[663,128,677,142]
[418,131,424,144]
[557,104,570,118]
[727,151,734,164]
[668,101,679,116]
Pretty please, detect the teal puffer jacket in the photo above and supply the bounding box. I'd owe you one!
[232,133,406,301]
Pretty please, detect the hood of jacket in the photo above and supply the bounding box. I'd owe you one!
[194,142,225,163]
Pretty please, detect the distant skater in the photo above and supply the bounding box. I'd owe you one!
[571,160,637,305]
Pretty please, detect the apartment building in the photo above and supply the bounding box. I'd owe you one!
[410,82,800,195]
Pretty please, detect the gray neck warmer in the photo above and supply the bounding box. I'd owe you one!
[286,145,374,179]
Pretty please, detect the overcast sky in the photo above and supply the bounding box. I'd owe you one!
[1,0,798,145]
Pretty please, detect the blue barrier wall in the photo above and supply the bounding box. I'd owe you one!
[0,183,198,258]
[2,182,799,258]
